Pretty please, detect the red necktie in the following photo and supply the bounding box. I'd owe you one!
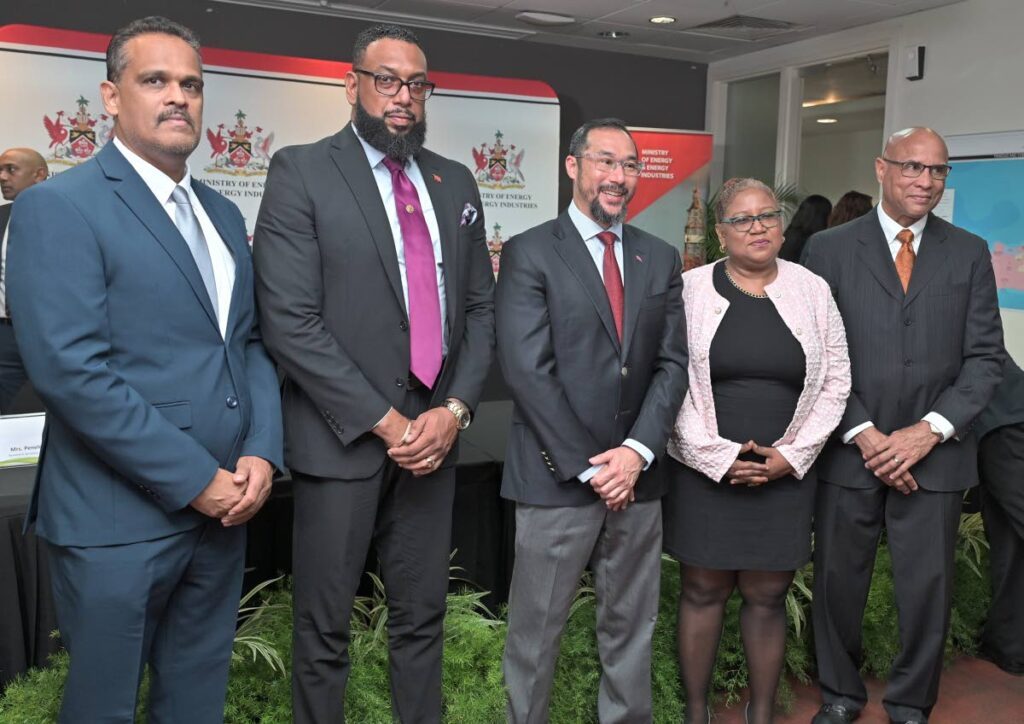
[383,157,442,388]
[895,228,915,293]
[597,231,624,341]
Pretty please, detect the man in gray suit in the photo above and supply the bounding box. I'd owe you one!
[497,118,688,722]
[804,127,1005,724]
[253,23,494,724]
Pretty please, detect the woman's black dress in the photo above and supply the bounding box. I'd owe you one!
[663,263,812,571]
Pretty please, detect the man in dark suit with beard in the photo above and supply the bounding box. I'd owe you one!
[497,118,688,722]
[253,23,494,724]
[804,127,1004,724]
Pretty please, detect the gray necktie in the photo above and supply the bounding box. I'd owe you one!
[171,186,218,320]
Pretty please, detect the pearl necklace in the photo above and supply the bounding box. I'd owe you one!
[723,264,769,299]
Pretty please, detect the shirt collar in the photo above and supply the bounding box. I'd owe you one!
[351,123,390,171]
[113,136,192,204]
[567,199,624,243]
[876,203,928,244]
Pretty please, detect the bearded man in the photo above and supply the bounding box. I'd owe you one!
[252,23,494,724]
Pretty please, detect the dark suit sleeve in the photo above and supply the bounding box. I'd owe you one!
[804,233,872,433]
[625,251,688,459]
[931,239,1005,433]
[253,149,391,444]
[495,236,601,479]
[441,167,495,411]
[7,186,219,511]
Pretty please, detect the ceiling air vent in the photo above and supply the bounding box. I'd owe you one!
[683,15,808,42]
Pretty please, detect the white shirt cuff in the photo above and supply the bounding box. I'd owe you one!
[842,421,874,444]
[578,464,602,483]
[622,439,655,470]
[922,412,955,442]
[372,407,394,430]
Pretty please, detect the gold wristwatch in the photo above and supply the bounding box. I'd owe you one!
[444,398,472,430]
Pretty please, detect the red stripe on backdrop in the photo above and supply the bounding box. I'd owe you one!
[0,24,557,98]
[628,131,713,218]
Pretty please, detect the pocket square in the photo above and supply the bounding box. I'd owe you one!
[460,203,478,227]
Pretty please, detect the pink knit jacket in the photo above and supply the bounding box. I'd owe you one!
[667,258,851,482]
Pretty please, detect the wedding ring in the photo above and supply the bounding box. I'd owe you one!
[426,456,436,467]
[892,455,901,464]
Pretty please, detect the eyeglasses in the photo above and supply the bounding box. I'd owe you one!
[719,210,783,232]
[575,153,644,177]
[881,157,952,180]
[352,68,436,101]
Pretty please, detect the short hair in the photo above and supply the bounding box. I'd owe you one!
[715,178,777,220]
[106,16,201,83]
[567,118,635,158]
[352,24,423,67]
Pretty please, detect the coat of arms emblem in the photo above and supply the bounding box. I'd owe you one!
[472,130,525,190]
[206,109,273,175]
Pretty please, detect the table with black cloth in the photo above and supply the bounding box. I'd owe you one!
[0,399,516,690]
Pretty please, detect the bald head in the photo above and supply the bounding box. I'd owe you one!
[0,148,48,201]
[882,127,948,158]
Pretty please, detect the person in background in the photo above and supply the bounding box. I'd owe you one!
[0,147,47,413]
[974,357,1024,676]
[666,177,850,724]
[804,127,1004,724]
[6,17,283,721]
[779,193,831,262]
[827,191,873,228]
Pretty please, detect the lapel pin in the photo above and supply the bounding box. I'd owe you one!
[635,255,644,263]
[432,173,442,183]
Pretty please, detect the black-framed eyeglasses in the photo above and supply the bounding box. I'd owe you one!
[353,68,436,101]
[881,157,952,180]
[719,210,783,232]
[575,153,644,177]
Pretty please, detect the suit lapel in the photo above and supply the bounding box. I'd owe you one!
[418,152,458,327]
[903,214,948,306]
[552,214,621,353]
[857,212,904,301]
[98,145,219,330]
[621,229,651,360]
[328,125,406,313]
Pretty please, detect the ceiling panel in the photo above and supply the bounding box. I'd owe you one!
[376,0,497,21]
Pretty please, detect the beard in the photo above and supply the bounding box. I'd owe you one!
[353,98,427,161]
[586,181,631,227]
[154,108,200,157]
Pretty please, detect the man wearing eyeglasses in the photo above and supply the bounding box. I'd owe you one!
[804,127,1004,724]
[496,118,688,722]
[252,23,494,724]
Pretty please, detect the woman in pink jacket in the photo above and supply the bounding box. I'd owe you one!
[665,178,851,724]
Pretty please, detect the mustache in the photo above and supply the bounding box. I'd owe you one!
[599,182,628,195]
[157,110,195,128]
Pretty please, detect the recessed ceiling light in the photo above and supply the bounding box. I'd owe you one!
[817,118,839,124]
[598,30,630,39]
[515,11,576,27]
[650,16,676,25]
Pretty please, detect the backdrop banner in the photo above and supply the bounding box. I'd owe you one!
[0,24,560,452]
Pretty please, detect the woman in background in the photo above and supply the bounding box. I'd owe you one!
[779,194,831,262]
[665,178,851,724]
[827,190,873,227]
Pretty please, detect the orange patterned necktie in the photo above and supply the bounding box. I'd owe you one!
[895,228,915,293]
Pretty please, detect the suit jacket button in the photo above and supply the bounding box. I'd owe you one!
[225,395,239,409]
[904,318,913,326]
[395,378,405,388]
[399,320,409,331]
[904,359,913,367]
[621,366,629,377]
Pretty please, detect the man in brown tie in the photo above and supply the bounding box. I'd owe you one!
[495,119,688,722]
[804,127,1004,724]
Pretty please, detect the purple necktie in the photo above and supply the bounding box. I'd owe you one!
[383,157,442,389]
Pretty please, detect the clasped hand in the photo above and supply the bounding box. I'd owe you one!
[589,446,644,512]
[726,441,793,486]
[379,407,459,477]
[190,455,274,526]
[855,422,939,495]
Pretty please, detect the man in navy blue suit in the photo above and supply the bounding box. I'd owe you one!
[7,17,283,722]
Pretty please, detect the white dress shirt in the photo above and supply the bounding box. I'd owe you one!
[567,200,655,482]
[842,204,955,444]
[113,137,235,339]
[352,126,447,355]
[0,214,10,318]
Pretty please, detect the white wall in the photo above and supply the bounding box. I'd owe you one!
[799,129,879,205]
[708,0,1024,363]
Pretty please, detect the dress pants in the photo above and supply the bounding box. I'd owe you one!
[503,499,662,724]
[291,387,455,724]
[978,424,1024,673]
[0,323,27,413]
[47,519,245,724]
[812,481,962,723]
